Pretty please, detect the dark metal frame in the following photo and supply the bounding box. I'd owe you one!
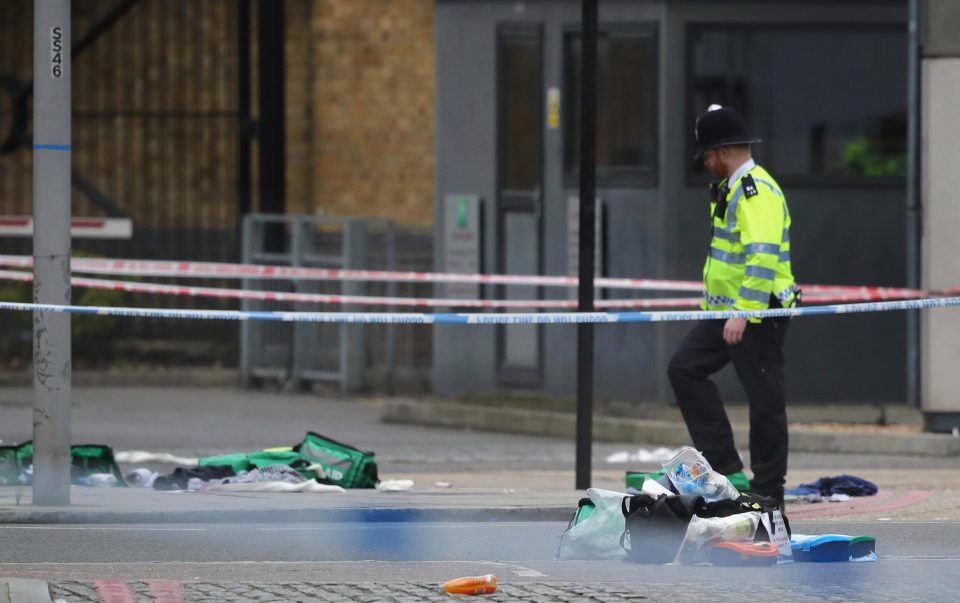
[495,22,544,387]
[0,75,28,153]
[562,22,659,189]
[684,22,909,189]
[237,0,252,255]
[258,0,287,253]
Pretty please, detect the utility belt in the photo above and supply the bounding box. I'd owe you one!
[768,287,800,323]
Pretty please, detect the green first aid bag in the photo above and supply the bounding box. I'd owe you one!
[0,442,125,486]
[198,449,310,474]
[197,432,379,489]
[293,431,379,489]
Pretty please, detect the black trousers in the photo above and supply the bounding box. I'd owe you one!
[667,318,789,494]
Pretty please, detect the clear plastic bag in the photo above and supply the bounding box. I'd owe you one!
[556,488,630,560]
[681,512,761,563]
[661,447,740,501]
[687,512,761,544]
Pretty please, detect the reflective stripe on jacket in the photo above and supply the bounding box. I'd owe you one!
[701,164,797,317]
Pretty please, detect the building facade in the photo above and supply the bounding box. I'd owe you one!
[0,0,436,375]
[434,0,911,404]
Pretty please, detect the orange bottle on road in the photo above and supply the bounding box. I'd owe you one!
[442,574,497,595]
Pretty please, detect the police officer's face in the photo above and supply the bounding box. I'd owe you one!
[703,148,728,180]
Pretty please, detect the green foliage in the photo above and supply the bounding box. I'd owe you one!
[841,136,907,177]
[72,285,131,359]
[0,265,132,366]
[70,251,132,358]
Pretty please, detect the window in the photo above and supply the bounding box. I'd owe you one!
[688,25,907,182]
[565,26,658,184]
[497,27,543,385]
[500,30,542,191]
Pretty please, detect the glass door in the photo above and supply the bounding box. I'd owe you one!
[496,25,543,386]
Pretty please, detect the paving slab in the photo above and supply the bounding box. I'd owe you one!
[1,466,954,523]
[0,579,51,603]
[0,482,576,524]
[3,387,958,525]
[382,398,960,456]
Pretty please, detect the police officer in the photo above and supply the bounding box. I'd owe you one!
[668,105,797,506]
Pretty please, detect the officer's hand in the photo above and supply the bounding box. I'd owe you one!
[723,317,747,345]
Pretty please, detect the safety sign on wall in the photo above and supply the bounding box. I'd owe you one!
[443,194,482,300]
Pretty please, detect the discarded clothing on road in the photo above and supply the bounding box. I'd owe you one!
[124,468,159,488]
[785,475,878,498]
[196,431,379,488]
[115,450,199,467]
[145,431,379,490]
[235,464,308,485]
[152,465,237,491]
[152,464,345,493]
[211,481,344,494]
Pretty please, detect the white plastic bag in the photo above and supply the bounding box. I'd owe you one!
[556,488,629,560]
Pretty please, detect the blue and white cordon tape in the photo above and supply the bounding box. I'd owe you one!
[2,296,960,324]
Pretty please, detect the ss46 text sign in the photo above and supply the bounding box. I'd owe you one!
[50,26,64,78]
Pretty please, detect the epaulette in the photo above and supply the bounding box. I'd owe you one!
[741,174,759,198]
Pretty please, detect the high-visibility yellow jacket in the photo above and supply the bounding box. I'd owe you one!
[702,162,797,317]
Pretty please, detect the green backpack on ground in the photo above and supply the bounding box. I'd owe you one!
[198,432,379,489]
[0,442,125,486]
[198,449,311,474]
[293,431,379,489]
[626,469,751,493]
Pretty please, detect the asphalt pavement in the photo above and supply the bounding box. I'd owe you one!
[1,385,959,524]
[2,385,960,602]
[3,522,960,602]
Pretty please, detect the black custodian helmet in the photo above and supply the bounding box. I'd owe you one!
[694,105,761,158]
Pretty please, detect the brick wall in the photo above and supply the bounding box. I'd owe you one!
[0,0,436,244]
[286,0,435,226]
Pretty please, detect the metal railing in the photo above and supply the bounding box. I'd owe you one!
[240,213,432,393]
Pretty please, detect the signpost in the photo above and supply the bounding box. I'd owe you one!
[32,0,73,505]
[575,0,598,490]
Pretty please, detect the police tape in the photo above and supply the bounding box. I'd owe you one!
[0,254,701,292]
[0,269,918,309]
[0,254,926,297]
[0,268,697,309]
[2,295,958,325]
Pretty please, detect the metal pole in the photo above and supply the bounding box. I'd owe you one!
[32,0,72,506]
[906,0,922,410]
[575,0,598,490]
[258,0,286,253]
[237,0,252,257]
[69,0,139,58]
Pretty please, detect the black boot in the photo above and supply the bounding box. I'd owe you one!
[749,483,784,508]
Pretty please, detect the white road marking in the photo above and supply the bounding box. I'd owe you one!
[0,526,206,531]
[513,569,547,577]
[254,522,557,531]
